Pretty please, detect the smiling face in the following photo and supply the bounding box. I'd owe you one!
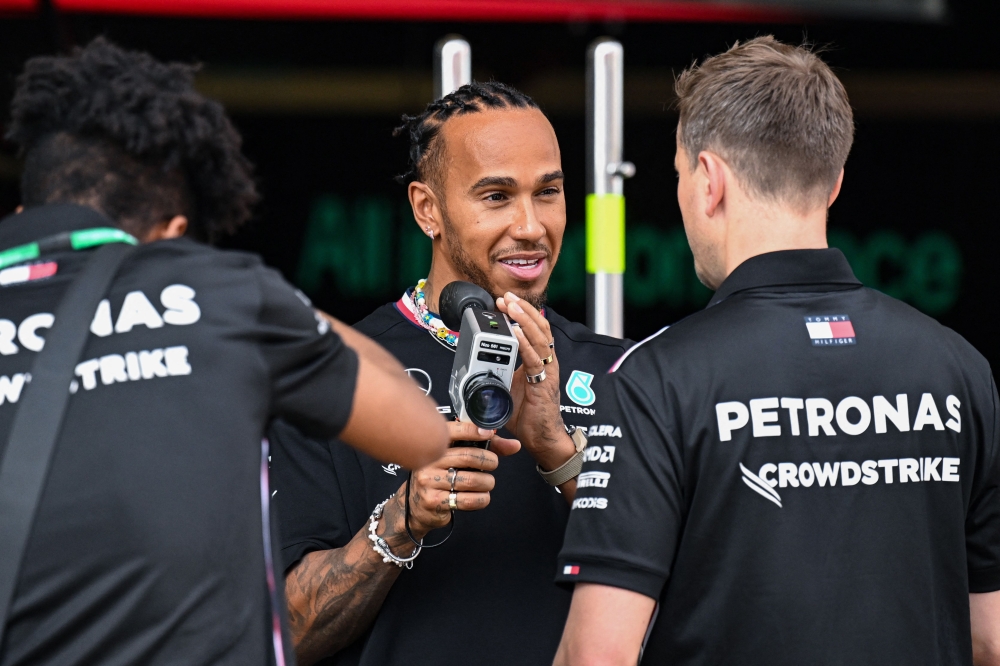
[429,107,565,308]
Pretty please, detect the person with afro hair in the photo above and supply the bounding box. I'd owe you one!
[6,36,258,243]
[0,38,447,666]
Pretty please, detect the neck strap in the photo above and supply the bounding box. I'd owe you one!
[0,227,138,271]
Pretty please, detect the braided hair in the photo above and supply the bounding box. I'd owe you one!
[6,37,259,242]
[393,81,539,188]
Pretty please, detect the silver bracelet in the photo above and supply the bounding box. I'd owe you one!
[367,495,422,569]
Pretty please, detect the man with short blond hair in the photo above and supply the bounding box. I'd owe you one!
[553,36,1000,666]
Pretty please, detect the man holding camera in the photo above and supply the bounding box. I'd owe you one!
[270,82,631,666]
[554,37,1000,666]
[0,40,447,666]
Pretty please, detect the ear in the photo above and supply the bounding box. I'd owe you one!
[699,151,727,217]
[828,169,845,207]
[408,182,442,240]
[141,215,188,243]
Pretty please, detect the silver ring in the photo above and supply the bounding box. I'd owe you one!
[448,492,459,510]
[547,341,555,349]
[526,368,547,384]
[447,467,458,492]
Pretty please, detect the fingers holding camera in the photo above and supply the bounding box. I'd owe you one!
[511,325,547,378]
[412,464,496,493]
[486,434,521,457]
[448,421,496,448]
[445,420,522,457]
[496,292,557,371]
[409,465,494,521]
[402,480,491,540]
[392,440,518,540]
[494,296,569,479]
[497,293,557,391]
[434,489,492,512]
[386,483,490,543]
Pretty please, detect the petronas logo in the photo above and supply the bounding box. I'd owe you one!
[566,370,596,407]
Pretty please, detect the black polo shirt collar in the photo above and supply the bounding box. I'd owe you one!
[708,248,861,308]
[0,203,117,251]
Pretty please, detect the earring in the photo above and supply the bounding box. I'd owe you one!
[425,227,435,239]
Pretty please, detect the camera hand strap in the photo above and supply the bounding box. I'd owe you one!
[0,241,135,650]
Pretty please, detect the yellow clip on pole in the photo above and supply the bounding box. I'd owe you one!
[586,193,625,274]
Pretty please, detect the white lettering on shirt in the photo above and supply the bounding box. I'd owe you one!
[571,497,608,510]
[160,285,201,325]
[913,393,945,431]
[750,398,781,438]
[716,401,749,442]
[0,373,28,404]
[2,285,202,354]
[806,398,836,437]
[115,291,164,333]
[781,398,803,436]
[0,320,18,355]
[18,313,54,352]
[835,397,871,436]
[91,299,113,337]
[873,394,910,433]
[583,446,616,463]
[64,346,193,398]
[745,457,962,509]
[945,396,961,433]
[716,393,963,440]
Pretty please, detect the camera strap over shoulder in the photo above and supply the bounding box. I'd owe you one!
[0,241,135,650]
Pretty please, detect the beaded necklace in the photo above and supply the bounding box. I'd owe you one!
[411,278,458,348]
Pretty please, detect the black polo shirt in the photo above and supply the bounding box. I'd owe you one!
[269,298,631,666]
[557,249,1000,666]
[0,204,359,666]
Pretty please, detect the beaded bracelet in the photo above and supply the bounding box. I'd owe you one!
[367,495,422,569]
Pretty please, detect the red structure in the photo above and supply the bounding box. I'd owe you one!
[0,0,793,22]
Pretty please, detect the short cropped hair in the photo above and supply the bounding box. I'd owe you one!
[675,36,854,209]
[393,81,539,191]
[6,37,258,241]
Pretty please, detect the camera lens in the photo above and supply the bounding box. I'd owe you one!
[463,372,514,430]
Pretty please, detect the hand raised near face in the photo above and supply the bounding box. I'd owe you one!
[495,292,575,471]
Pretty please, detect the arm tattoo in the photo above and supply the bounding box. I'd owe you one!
[285,496,412,666]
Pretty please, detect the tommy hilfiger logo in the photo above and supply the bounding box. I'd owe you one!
[805,315,856,346]
[563,564,581,575]
[0,261,57,287]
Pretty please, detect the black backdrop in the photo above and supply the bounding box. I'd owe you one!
[1,2,998,366]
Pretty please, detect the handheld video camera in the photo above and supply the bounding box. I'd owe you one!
[440,281,519,448]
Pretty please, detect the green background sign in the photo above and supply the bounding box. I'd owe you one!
[297,194,963,319]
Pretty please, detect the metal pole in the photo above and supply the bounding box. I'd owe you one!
[586,38,633,339]
[434,36,472,99]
